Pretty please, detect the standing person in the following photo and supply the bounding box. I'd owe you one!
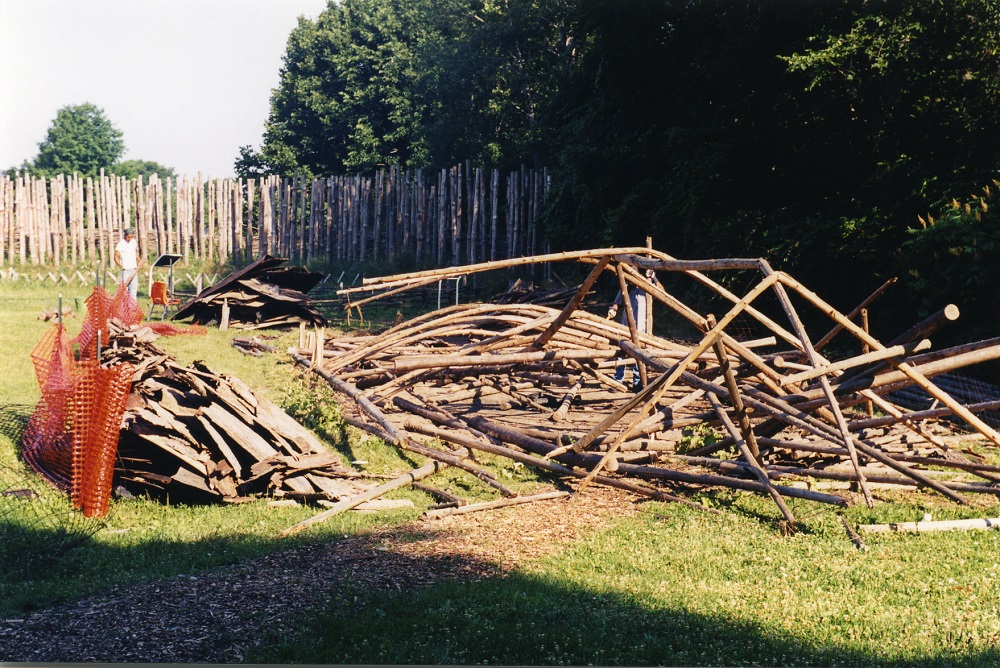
[114,228,141,301]
[607,269,658,389]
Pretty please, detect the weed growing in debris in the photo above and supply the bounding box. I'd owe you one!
[677,423,722,454]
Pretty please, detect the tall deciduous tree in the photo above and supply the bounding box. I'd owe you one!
[416,0,580,168]
[31,103,125,178]
[260,0,468,175]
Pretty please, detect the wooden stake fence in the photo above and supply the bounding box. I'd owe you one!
[0,165,548,270]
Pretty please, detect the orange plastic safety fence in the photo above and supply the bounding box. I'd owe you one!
[109,282,144,327]
[22,324,75,491]
[145,322,207,336]
[69,360,134,517]
[23,282,142,516]
[70,286,112,361]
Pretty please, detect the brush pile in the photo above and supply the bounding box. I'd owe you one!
[287,248,1000,529]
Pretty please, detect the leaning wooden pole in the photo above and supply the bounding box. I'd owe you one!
[778,272,1000,449]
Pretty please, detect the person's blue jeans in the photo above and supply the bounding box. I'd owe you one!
[614,362,638,386]
[121,270,138,301]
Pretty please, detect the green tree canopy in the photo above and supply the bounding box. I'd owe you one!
[243,0,1000,335]
[259,0,458,175]
[30,103,126,178]
[111,160,175,181]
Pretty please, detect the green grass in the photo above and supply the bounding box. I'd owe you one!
[0,279,502,617]
[3,278,1000,666]
[256,495,1000,666]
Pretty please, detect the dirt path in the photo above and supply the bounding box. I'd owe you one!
[0,486,638,663]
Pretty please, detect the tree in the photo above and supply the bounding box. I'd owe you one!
[415,0,580,169]
[30,103,125,177]
[234,145,270,178]
[112,160,175,181]
[261,0,452,175]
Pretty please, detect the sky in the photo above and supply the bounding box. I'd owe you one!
[0,0,330,178]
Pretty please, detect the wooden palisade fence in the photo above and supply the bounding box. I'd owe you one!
[0,162,549,270]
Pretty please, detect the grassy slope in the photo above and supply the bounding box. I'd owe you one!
[2,281,1000,665]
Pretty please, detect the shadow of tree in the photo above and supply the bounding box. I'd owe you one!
[253,565,1000,667]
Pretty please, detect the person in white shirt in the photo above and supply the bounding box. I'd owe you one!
[114,228,141,301]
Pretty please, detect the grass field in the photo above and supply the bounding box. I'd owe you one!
[2,277,999,666]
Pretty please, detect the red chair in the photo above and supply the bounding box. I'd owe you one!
[148,281,180,320]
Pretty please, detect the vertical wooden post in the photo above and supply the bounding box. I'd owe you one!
[325,177,334,263]
[257,177,268,258]
[401,172,410,254]
[193,172,203,261]
[645,236,654,336]
[450,165,459,264]
[490,169,499,261]
[386,165,396,260]
[0,176,7,266]
[297,172,307,262]
[164,177,173,256]
[861,308,873,417]
[84,176,94,264]
[506,171,514,260]
[469,166,480,266]
[414,169,424,265]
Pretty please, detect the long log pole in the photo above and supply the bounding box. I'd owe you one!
[706,391,795,524]
[760,260,874,507]
[424,491,568,520]
[279,460,444,537]
[524,256,610,351]
[781,339,931,386]
[620,339,966,504]
[813,276,898,352]
[707,315,761,460]
[403,420,718,512]
[357,246,658,288]
[778,272,1000,448]
[394,348,617,374]
[571,273,779,454]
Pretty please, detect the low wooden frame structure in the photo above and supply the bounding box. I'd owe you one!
[281,247,1000,535]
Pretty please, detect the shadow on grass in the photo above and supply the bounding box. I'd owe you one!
[252,563,1000,668]
[1,507,998,667]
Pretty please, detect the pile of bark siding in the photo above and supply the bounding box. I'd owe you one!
[172,255,328,330]
[103,321,367,504]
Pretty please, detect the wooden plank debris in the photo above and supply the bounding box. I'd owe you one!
[172,254,328,329]
[103,320,368,504]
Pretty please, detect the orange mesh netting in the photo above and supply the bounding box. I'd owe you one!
[145,322,208,336]
[22,324,75,490]
[69,360,134,517]
[23,281,205,515]
[22,283,145,517]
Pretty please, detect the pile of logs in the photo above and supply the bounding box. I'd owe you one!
[281,247,1000,532]
[491,278,595,308]
[172,255,328,330]
[103,321,369,503]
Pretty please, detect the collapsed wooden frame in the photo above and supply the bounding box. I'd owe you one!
[283,247,1000,534]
